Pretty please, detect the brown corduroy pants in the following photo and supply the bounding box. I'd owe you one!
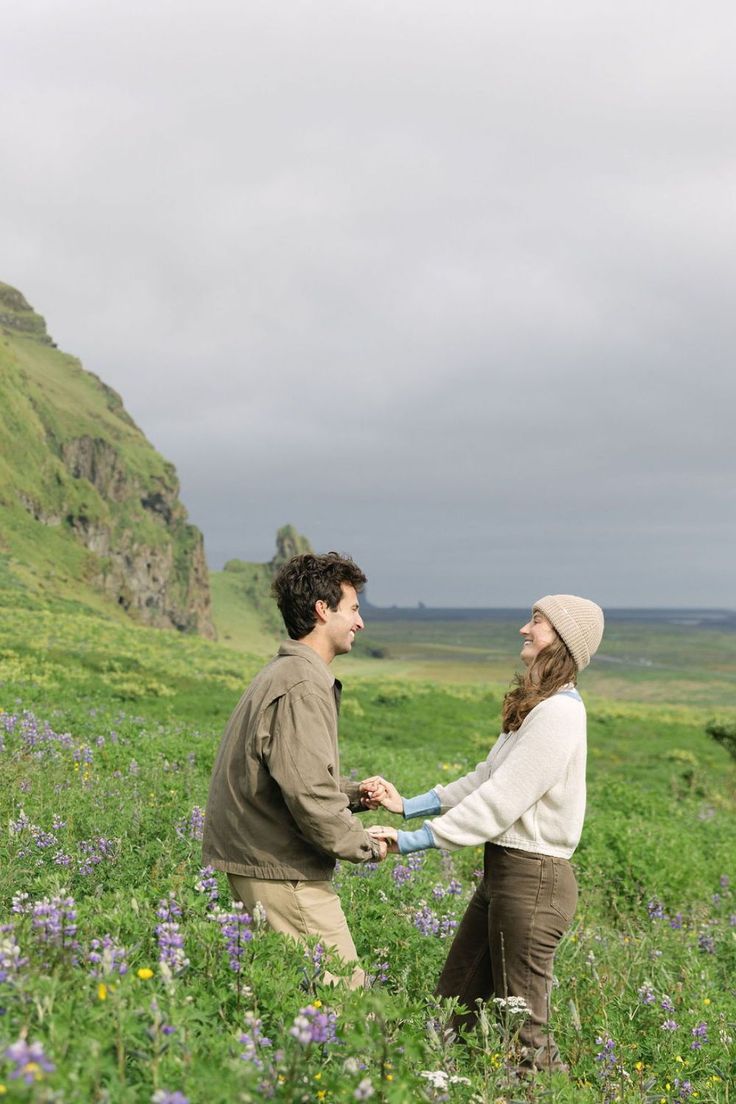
[436,842,578,1071]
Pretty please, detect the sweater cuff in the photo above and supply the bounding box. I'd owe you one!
[403,789,441,820]
[397,822,437,854]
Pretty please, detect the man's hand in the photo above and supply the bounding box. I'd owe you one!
[359,776,403,814]
[373,837,388,862]
[367,824,399,854]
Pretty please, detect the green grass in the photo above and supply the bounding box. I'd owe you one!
[0,597,735,1101]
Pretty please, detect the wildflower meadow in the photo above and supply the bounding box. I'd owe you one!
[1,602,735,1102]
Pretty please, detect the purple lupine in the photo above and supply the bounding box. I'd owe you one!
[4,1038,55,1083]
[432,885,446,900]
[447,878,463,896]
[638,983,656,1005]
[304,941,324,978]
[194,865,219,905]
[9,811,32,835]
[661,995,675,1012]
[176,806,205,840]
[675,1080,693,1100]
[11,892,30,915]
[76,836,116,875]
[0,924,28,982]
[670,912,684,930]
[213,904,253,972]
[411,905,458,938]
[88,935,128,978]
[31,827,58,849]
[392,865,412,886]
[289,1003,339,1047]
[31,894,79,962]
[352,862,379,878]
[698,932,716,954]
[594,1036,618,1071]
[593,1035,621,1104]
[661,1019,679,1032]
[647,899,666,920]
[156,897,189,974]
[720,874,730,889]
[151,1091,189,1104]
[690,1022,709,1050]
[239,1012,274,1070]
[370,959,389,985]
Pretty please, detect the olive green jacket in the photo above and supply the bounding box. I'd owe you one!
[202,640,381,879]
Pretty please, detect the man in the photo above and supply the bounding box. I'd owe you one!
[202,551,386,988]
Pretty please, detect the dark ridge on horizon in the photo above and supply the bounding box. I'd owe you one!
[359,603,736,628]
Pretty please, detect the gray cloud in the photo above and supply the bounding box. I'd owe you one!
[3,0,735,606]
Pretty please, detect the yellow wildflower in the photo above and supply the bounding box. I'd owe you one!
[137,967,154,980]
[0,1085,7,1095]
[97,982,108,1001]
[313,1000,322,1008]
[634,1061,644,1071]
[703,997,711,1006]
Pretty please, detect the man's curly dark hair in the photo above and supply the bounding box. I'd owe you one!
[271,552,367,640]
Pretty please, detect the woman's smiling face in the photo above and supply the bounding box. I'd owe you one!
[519,610,558,666]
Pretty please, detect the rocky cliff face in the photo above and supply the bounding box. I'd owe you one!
[0,281,215,637]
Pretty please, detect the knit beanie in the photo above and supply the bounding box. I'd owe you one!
[532,595,604,671]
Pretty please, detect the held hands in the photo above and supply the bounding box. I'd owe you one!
[373,837,389,862]
[367,825,399,854]
[359,775,404,814]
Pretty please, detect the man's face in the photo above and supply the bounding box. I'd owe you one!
[324,584,364,659]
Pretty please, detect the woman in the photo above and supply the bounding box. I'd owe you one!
[363,594,604,1073]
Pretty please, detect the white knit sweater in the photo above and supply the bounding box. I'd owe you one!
[430,688,586,859]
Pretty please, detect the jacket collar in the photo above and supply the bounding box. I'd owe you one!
[277,639,337,688]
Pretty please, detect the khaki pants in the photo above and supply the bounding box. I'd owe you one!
[436,843,578,1071]
[228,874,365,989]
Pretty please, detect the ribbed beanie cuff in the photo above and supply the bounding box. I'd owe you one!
[533,595,604,671]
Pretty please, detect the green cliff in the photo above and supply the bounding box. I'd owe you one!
[0,281,214,636]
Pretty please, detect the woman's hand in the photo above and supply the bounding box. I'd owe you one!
[359,776,403,814]
[367,824,399,854]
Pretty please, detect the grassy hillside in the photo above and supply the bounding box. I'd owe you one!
[208,527,314,653]
[0,281,212,634]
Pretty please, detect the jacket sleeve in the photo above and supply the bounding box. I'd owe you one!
[339,777,366,814]
[265,688,381,863]
[430,697,583,850]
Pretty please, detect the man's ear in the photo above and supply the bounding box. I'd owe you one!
[314,599,329,625]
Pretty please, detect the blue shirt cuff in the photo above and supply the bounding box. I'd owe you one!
[402,789,441,820]
[397,822,437,854]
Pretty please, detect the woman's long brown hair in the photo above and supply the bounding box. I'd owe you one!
[501,635,578,733]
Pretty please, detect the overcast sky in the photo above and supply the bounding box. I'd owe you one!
[3,0,735,607]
